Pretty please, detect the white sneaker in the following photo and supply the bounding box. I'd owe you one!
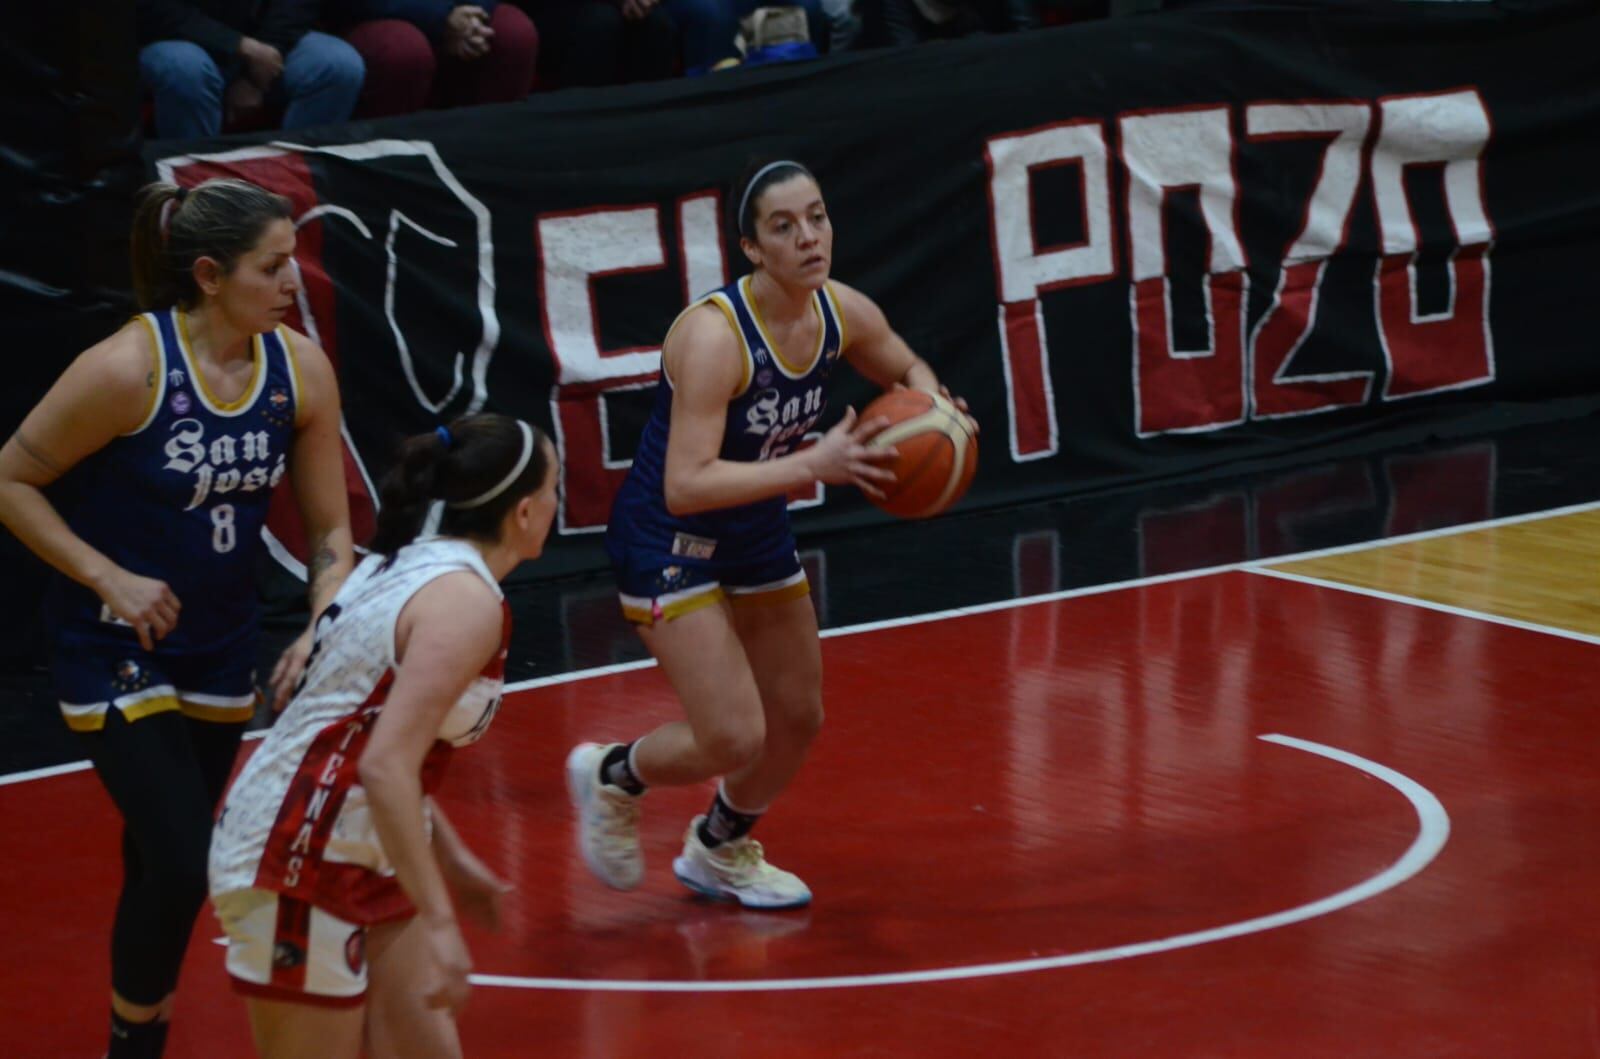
[565,743,644,890]
[672,815,812,910]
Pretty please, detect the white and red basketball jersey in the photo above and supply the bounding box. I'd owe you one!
[209,537,510,925]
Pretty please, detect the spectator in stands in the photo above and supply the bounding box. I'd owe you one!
[865,0,1034,46]
[821,0,863,50]
[331,1,540,118]
[666,0,827,73]
[137,0,366,138]
[510,0,677,87]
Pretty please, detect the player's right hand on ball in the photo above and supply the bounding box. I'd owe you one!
[98,569,180,651]
[809,407,897,499]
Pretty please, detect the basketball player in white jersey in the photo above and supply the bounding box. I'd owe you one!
[209,413,557,1058]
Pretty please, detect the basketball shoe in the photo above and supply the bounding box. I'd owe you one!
[672,815,812,909]
[566,743,644,890]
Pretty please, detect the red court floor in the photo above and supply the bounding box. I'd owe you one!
[3,567,1596,1057]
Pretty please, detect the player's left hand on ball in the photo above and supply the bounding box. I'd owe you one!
[937,384,979,435]
[269,626,314,713]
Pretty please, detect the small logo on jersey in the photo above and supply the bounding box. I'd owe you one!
[168,368,186,388]
[751,346,770,366]
[825,345,839,360]
[755,368,774,388]
[345,929,366,975]
[670,533,717,561]
[168,391,192,416]
[111,659,149,693]
[263,388,293,427]
[273,941,306,971]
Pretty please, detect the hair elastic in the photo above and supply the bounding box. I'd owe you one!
[435,425,453,448]
[738,160,810,237]
[158,198,179,243]
[450,421,535,510]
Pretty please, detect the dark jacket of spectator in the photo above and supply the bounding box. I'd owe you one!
[136,0,323,56]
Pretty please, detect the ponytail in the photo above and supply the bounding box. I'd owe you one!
[129,178,294,311]
[368,430,450,556]
[369,414,552,556]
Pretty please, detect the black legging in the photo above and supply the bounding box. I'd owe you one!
[78,709,244,1006]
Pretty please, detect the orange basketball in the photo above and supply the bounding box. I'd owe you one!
[861,390,978,519]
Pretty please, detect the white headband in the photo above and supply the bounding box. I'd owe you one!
[450,420,536,509]
[738,160,809,235]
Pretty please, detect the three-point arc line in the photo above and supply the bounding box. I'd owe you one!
[470,733,1451,993]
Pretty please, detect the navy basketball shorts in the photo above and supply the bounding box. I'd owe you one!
[52,624,258,732]
[610,535,809,626]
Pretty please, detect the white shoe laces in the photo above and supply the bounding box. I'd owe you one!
[594,786,640,841]
[712,838,779,881]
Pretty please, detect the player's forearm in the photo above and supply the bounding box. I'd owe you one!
[304,526,355,617]
[360,760,457,924]
[0,481,120,593]
[899,358,940,393]
[426,799,484,887]
[663,452,818,516]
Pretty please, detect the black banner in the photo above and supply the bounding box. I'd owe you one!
[138,6,1600,580]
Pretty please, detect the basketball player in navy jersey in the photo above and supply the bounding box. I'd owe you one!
[569,159,974,909]
[0,178,354,1058]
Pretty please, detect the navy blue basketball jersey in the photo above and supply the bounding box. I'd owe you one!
[607,276,847,564]
[52,308,301,654]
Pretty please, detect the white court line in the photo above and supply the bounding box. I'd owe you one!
[469,734,1450,993]
[500,496,1600,695]
[0,759,95,786]
[6,497,1596,786]
[1245,566,1600,647]
[0,728,271,789]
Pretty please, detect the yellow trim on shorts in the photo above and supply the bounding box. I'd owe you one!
[61,709,109,733]
[620,585,727,626]
[122,693,184,724]
[727,579,811,608]
[181,699,256,724]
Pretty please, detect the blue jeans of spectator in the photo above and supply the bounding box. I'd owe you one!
[140,32,364,139]
[665,0,827,73]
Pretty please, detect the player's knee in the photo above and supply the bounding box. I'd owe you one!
[144,842,211,914]
[698,719,766,774]
[162,858,211,914]
[772,695,824,745]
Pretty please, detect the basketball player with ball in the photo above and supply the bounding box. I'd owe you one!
[568,158,977,909]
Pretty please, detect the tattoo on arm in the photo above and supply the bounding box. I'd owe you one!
[12,433,63,476]
[308,544,338,595]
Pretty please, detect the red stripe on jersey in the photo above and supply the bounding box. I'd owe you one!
[253,670,393,900]
[309,741,457,925]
